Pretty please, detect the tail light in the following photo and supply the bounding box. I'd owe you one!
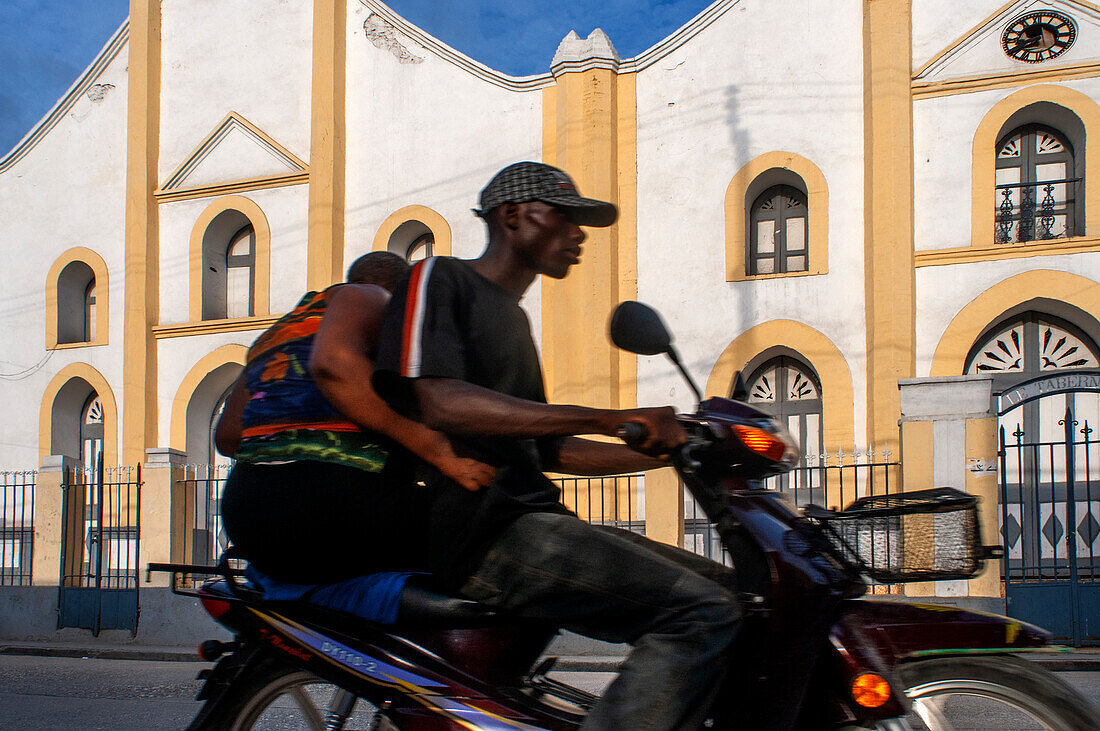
[851,672,892,708]
[732,424,791,462]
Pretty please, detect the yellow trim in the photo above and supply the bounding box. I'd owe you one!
[724,151,829,281]
[863,0,915,455]
[900,419,934,491]
[966,415,1001,597]
[307,0,347,290]
[615,72,639,410]
[541,84,559,387]
[153,316,280,340]
[122,0,161,467]
[916,235,1100,267]
[971,84,1100,249]
[45,247,110,349]
[160,111,307,191]
[913,62,1100,99]
[188,195,272,322]
[540,67,637,409]
[371,205,453,257]
[704,320,856,451]
[39,363,119,467]
[930,269,1100,376]
[169,345,248,453]
[155,172,308,203]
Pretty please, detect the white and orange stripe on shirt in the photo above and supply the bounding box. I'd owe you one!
[399,257,437,377]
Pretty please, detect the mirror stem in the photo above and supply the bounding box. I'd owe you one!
[666,347,703,405]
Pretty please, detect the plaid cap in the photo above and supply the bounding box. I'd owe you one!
[475,162,618,227]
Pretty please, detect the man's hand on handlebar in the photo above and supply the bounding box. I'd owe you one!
[614,406,687,457]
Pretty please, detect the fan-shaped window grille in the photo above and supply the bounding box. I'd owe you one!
[746,356,822,462]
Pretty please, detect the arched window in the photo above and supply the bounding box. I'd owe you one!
[406,233,434,262]
[387,220,435,263]
[967,312,1100,444]
[995,124,1077,243]
[746,356,823,463]
[202,211,255,320]
[748,184,808,275]
[225,225,255,319]
[80,393,104,473]
[57,262,96,344]
[209,385,235,470]
[84,281,96,343]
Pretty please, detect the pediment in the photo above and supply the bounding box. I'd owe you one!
[915,0,1100,83]
[161,112,307,192]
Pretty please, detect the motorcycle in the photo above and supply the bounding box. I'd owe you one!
[151,300,1100,730]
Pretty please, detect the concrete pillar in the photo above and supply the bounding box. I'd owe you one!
[644,467,683,548]
[32,455,78,586]
[899,376,1000,603]
[141,448,186,588]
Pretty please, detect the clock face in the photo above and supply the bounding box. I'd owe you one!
[1002,11,1077,63]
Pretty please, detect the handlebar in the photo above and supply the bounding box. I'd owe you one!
[616,422,648,447]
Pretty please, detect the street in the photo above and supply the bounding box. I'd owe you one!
[0,655,1098,729]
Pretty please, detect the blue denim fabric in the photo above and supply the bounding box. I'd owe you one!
[459,512,740,731]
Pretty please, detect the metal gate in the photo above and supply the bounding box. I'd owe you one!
[999,406,1100,646]
[58,459,141,635]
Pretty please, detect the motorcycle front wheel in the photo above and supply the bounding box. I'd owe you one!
[193,656,398,731]
[893,655,1099,731]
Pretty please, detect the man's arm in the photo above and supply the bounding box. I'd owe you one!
[414,378,686,457]
[309,285,495,491]
[544,437,667,476]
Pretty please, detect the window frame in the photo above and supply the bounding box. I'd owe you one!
[747,184,810,276]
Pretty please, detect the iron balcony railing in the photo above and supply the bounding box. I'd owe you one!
[1,470,35,586]
[995,177,1081,244]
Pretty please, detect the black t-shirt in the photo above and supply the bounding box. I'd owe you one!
[374,256,570,582]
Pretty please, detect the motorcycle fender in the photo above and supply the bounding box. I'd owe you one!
[839,599,1051,664]
[828,616,910,720]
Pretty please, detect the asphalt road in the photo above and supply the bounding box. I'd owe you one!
[1,655,1098,729]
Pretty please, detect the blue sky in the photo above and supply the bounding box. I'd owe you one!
[0,1,711,156]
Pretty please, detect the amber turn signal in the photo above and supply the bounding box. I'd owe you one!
[851,672,892,708]
[731,424,788,461]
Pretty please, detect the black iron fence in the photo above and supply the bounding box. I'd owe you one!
[684,449,901,567]
[995,178,1079,244]
[60,465,141,590]
[180,464,232,569]
[58,463,141,635]
[1,470,35,586]
[554,473,645,534]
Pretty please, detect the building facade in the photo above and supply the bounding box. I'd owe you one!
[3,0,1100,642]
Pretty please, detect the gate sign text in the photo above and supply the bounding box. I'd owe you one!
[998,370,1100,414]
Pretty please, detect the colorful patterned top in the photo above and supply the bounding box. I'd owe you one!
[237,286,388,472]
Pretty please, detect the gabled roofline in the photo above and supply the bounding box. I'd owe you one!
[362,0,744,83]
[0,19,129,174]
[914,0,1100,79]
[160,111,308,192]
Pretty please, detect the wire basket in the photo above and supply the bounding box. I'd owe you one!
[809,487,999,583]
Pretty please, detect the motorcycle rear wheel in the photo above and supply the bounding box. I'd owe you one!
[198,657,398,731]
[894,655,1099,731]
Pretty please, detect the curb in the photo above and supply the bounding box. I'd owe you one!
[0,645,201,662]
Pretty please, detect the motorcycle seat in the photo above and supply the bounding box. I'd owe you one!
[200,575,509,629]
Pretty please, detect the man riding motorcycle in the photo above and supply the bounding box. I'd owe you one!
[372,162,744,731]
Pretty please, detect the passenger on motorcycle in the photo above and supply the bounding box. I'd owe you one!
[373,162,743,731]
[215,251,495,585]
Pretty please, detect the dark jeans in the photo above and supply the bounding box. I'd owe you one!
[459,512,741,731]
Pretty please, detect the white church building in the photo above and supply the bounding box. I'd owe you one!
[2,0,1100,645]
